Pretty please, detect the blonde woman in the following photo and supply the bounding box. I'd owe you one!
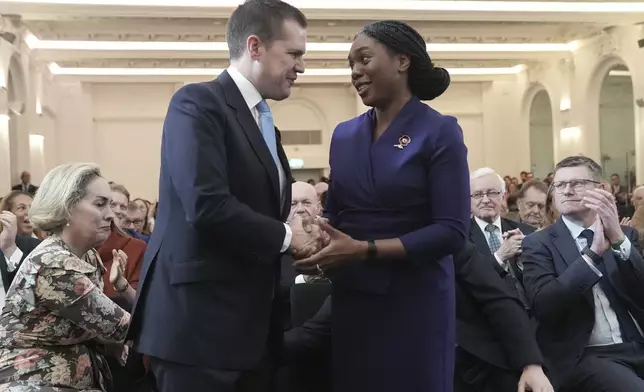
[0,163,133,391]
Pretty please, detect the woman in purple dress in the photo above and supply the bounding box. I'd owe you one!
[295,21,471,392]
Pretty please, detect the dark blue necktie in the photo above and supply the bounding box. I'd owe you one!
[580,229,642,342]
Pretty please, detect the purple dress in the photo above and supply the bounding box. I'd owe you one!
[324,97,470,392]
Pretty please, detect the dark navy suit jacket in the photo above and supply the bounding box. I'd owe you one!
[128,71,292,370]
[522,219,644,388]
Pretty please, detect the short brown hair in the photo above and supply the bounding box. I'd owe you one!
[109,183,130,201]
[226,0,307,59]
[554,155,602,181]
[516,180,548,200]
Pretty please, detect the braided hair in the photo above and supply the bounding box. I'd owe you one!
[361,20,450,101]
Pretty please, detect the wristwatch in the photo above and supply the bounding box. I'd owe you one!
[582,246,603,264]
[366,240,377,261]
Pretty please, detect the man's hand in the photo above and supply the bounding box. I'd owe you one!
[583,189,624,244]
[495,233,524,262]
[0,211,18,257]
[518,364,554,392]
[288,214,324,262]
[590,219,610,255]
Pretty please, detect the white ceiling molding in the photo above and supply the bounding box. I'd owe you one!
[48,62,526,76]
[25,33,576,53]
[6,0,644,13]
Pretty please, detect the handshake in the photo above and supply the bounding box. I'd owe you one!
[288,214,330,260]
[286,213,365,274]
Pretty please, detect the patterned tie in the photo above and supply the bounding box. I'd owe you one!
[485,224,502,254]
[256,100,280,168]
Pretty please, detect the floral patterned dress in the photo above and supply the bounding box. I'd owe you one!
[0,236,130,391]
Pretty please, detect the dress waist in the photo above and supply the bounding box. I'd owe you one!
[334,208,429,240]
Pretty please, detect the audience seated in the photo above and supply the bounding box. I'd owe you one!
[522,156,644,391]
[469,167,534,311]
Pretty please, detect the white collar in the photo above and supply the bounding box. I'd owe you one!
[226,65,263,111]
[474,215,502,234]
[561,215,597,239]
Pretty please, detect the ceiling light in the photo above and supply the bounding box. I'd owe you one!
[26,34,574,52]
[6,0,644,13]
[608,70,631,77]
[48,62,525,76]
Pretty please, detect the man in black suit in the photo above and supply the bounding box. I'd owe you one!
[455,242,552,392]
[128,2,323,392]
[0,211,40,298]
[469,167,534,309]
[522,156,644,391]
[11,171,38,196]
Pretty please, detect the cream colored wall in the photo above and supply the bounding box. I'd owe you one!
[44,79,528,199]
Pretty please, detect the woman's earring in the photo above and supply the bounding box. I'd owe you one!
[65,222,70,227]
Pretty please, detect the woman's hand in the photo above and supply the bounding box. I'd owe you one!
[109,249,128,291]
[293,219,366,272]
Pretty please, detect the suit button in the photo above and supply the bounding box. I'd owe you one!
[580,284,588,290]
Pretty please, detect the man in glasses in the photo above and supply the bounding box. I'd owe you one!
[522,155,644,391]
[469,167,535,310]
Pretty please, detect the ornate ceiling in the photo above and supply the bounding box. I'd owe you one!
[0,0,642,81]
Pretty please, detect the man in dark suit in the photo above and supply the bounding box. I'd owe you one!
[128,2,323,391]
[469,167,534,309]
[522,155,644,391]
[454,242,552,392]
[11,171,38,196]
[0,211,40,297]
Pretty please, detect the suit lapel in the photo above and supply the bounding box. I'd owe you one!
[469,218,492,259]
[501,219,517,233]
[551,219,582,268]
[276,128,292,221]
[218,71,281,204]
[470,218,507,276]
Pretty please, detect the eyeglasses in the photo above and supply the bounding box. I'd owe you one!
[471,190,502,200]
[552,179,601,193]
[123,219,144,226]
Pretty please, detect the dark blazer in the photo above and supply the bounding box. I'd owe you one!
[128,70,293,370]
[0,234,40,290]
[469,217,534,307]
[469,217,535,276]
[455,242,542,371]
[11,183,38,196]
[521,219,644,388]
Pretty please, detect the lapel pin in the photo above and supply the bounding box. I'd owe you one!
[394,135,411,150]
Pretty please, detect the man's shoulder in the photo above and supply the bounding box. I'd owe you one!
[523,224,554,247]
[503,217,535,234]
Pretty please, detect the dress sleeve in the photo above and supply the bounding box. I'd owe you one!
[399,117,471,265]
[36,266,130,343]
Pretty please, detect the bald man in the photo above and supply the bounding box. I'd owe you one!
[290,181,321,222]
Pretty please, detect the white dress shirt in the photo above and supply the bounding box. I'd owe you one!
[226,66,292,252]
[1,247,23,308]
[561,215,641,346]
[474,215,507,270]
